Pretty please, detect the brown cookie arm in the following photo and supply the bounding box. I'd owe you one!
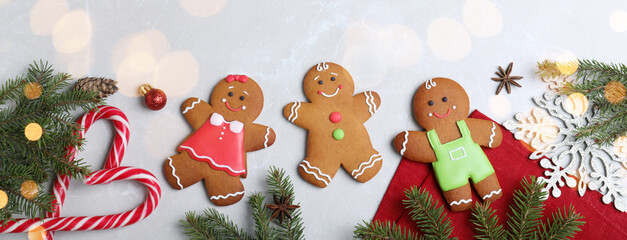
[393,130,437,163]
[283,101,313,129]
[465,118,502,148]
[352,91,382,122]
[181,97,214,130]
[244,123,276,152]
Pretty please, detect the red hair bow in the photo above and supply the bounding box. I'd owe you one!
[225,74,248,83]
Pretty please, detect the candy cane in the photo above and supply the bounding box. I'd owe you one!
[0,106,161,239]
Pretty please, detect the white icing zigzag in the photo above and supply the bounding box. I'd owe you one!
[352,154,382,179]
[364,91,378,115]
[488,122,496,148]
[482,189,502,200]
[288,102,301,122]
[263,127,270,148]
[179,145,246,174]
[299,160,331,186]
[210,191,245,200]
[182,98,202,114]
[168,158,184,189]
[449,199,472,206]
[400,131,409,156]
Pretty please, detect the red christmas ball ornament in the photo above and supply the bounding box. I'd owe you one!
[139,84,167,110]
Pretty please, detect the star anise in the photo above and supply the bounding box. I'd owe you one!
[266,195,300,223]
[492,62,523,94]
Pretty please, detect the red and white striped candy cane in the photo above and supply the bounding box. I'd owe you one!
[0,106,161,239]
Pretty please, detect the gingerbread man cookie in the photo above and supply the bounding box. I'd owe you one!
[393,78,503,211]
[283,62,382,188]
[163,75,276,206]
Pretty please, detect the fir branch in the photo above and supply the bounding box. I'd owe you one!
[470,202,506,240]
[0,60,102,223]
[0,77,27,104]
[354,220,419,240]
[180,208,251,240]
[403,187,456,240]
[506,176,546,240]
[538,205,585,240]
[250,193,278,240]
[265,166,304,240]
[537,60,563,79]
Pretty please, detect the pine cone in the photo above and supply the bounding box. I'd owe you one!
[73,77,118,98]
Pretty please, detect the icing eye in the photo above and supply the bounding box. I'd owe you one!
[331,77,336,81]
[442,97,448,102]
[428,100,434,106]
[239,96,245,100]
[228,92,233,97]
[318,80,323,85]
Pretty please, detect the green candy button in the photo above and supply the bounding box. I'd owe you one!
[332,129,344,140]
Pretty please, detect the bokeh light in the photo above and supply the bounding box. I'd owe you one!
[52,10,92,54]
[180,0,227,17]
[30,0,69,36]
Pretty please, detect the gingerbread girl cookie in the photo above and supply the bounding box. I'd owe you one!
[283,62,382,188]
[163,75,276,206]
[393,78,503,211]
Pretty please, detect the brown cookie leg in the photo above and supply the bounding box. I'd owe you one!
[473,173,502,203]
[163,151,209,190]
[298,155,340,188]
[343,149,382,183]
[443,183,473,212]
[204,169,245,206]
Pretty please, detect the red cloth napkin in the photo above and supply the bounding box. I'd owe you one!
[374,110,627,239]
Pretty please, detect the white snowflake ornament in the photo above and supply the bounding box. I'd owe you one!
[504,91,627,212]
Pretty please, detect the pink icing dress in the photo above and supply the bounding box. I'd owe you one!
[178,113,246,176]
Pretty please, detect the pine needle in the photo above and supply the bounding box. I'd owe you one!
[506,176,546,240]
[403,187,456,240]
[470,202,506,240]
[353,220,419,240]
[180,208,251,240]
[539,205,585,240]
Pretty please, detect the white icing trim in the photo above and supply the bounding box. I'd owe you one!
[330,72,338,76]
[425,78,436,89]
[316,62,329,71]
[299,163,329,186]
[450,199,472,206]
[243,90,249,95]
[263,127,270,148]
[400,131,409,156]
[210,191,245,200]
[364,91,377,115]
[351,154,380,176]
[488,122,496,148]
[482,189,502,200]
[179,145,246,174]
[168,158,184,189]
[300,160,331,183]
[288,102,301,122]
[320,87,340,98]
[182,98,202,114]
[352,154,382,179]
[228,86,234,89]
[314,75,320,80]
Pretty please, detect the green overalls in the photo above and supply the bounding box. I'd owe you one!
[427,120,495,192]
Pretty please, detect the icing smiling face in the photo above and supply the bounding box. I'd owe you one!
[413,78,470,130]
[210,75,264,123]
[303,62,355,102]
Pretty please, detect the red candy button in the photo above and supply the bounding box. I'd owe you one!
[329,112,341,123]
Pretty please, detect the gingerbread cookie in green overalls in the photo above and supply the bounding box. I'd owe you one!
[393,77,503,211]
